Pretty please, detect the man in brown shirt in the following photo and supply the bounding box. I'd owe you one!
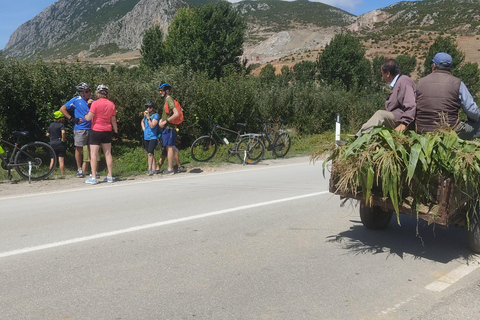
[355,59,416,137]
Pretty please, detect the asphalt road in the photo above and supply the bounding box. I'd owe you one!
[0,157,479,319]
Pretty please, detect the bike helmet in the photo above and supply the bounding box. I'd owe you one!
[158,82,171,91]
[96,84,109,95]
[54,110,64,119]
[76,82,90,92]
[145,100,155,108]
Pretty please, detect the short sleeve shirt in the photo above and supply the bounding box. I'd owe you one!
[48,122,64,145]
[90,98,116,132]
[143,113,160,140]
[64,96,92,130]
[162,96,176,129]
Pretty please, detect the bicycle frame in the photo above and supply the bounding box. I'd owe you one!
[0,138,23,169]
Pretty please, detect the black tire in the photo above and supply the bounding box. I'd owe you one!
[190,136,217,162]
[467,214,480,254]
[272,132,291,158]
[236,136,265,164]
[359,201,393,230]
[14,142,56,180]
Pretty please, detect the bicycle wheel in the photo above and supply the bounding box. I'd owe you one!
[190,136,218,162]
[273,132,291,158]
[14,142,56,180]
[236,136,265,164]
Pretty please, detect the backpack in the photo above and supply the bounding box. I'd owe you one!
[164,99,184,125]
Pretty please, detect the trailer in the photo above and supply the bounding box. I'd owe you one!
[329,167,480,253]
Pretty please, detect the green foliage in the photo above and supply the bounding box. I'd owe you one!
[317,33,372,91]
[456,62,480,99]
[422,36,465,76]
[140,25,165,70]
[259,64,276,84]
[164,0,246,79]
[396,54,417,77]
[323,127,480,222]
[292,61,316,83]
[371,55,386,91]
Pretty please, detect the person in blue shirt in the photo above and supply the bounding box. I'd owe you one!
[141,100,160,175]
[59,82,93,177]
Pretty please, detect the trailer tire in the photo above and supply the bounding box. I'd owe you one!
[359,201,393,230]
[467,214,480,254]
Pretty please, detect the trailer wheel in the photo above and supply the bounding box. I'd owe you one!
[359,201,393,230]
[467,214,480,254]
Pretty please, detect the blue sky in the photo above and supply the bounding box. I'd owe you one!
[0,0,419,50]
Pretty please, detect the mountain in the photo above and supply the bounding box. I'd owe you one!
[3,0,480,65]
[2,0,354,60]
[4,0,185,59]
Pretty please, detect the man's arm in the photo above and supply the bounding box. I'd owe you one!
[397,78,416,127]
[459,82,480,122]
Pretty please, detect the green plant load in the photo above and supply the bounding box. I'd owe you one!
[321,127,480,223]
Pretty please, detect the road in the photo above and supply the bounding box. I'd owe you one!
[0,156,479,319]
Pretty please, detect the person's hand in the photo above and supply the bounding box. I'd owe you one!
[159,120,167,128]
[395,123,406,132]
[71,117,82,124]
[112,131,120,139]
[144,110,149,118]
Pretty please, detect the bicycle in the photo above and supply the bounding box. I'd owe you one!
[0,131,57,182]
[257,120,291,158]
[190,116,265,164]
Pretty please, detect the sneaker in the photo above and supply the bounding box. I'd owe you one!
[85,177,97,185]
[177,166,186,173]
[77,169,84,178]
[162,169,175,175]
[103,176,114,183]
[146,170,153,176]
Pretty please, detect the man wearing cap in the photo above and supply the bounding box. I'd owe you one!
[59,82,93,177]
[416,52,480,139]
[355,59,416,137]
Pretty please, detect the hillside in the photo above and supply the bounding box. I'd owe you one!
[3,0,480,73]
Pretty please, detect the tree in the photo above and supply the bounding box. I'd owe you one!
[164,1,246,79]
[371,55,386,91]
[259,64,276,83]
[140,25,165,70]
[422,36,465,76]
[317,33,371,91]
[292,60,316,83]
[457,62,480,99]
[396,54,416,77]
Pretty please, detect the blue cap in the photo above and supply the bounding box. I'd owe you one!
[432,52,452,67]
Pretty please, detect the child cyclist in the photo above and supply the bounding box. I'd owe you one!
[46,111,66,174]
[141,100,160,175]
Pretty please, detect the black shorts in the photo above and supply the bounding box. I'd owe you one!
[144,139,158,154]
[89,130,112,145]
[50,142,66,158]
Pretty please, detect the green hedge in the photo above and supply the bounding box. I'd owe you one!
[0,58,386,147]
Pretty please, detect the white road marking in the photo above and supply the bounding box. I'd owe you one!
[425,257,480,292]
[380,294,420,315]
[0,190,329,259]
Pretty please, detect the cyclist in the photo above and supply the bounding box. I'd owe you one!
[84,85,118,184]
[141,100,160,175]
[46,111,66,174]
[59,82,93,178]
[158,82,180,175]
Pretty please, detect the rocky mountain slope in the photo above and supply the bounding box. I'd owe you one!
[3,0,480,66]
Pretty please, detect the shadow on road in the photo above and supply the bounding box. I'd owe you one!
[327,213,475,263]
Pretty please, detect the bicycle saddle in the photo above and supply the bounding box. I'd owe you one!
[12,131,29,137]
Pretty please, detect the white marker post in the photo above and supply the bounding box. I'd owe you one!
[335,113,341,145]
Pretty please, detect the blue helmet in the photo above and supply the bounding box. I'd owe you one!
[158,82,171,91]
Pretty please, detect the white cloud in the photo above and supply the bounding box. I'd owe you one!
[227,0,362,11]
[309,0,362,11]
